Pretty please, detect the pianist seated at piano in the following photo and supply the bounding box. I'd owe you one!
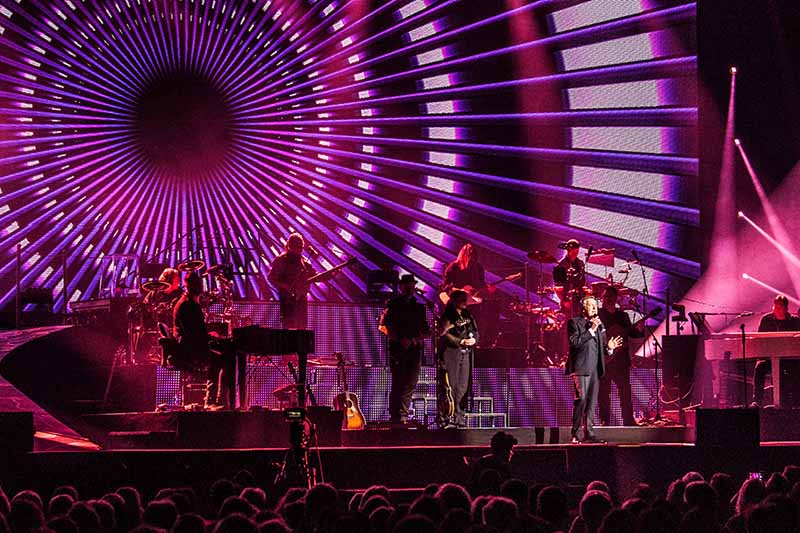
[172,272,236,410]
[752,294,800,408]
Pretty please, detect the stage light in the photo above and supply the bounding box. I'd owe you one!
[730,66,738,75]
[734,138,741,146]
[737,211,744,218]
[742,273,750,279]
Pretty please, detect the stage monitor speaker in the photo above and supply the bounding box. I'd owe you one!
[695,408,759,449]
[662,335,707,408]
[0,412,34,455]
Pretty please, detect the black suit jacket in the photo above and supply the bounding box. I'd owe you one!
[565,316,606,378]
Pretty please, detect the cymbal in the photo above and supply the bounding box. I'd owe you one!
[177,259,205,272]
[206,263,231,276]
[527,250,557,263]
[142,280,170,292]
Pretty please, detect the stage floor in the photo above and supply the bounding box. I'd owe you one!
[79,410,693,449]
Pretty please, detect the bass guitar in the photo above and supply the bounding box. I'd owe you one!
[439,272,522,306]
[332,352,366,430]
[284,257,358,300]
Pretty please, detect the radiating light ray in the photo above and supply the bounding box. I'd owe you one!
[742,273,800,306]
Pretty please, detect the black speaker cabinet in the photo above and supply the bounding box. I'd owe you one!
[0,412,34,455]
[695,408,760,449]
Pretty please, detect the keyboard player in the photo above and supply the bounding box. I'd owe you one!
[752,294,800,407]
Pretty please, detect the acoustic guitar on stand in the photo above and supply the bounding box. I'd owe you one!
[332,352,366,430]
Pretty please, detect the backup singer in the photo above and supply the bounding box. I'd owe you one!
[598,286,644,426]
[268,233,317,329]
[752,294,800,407]
[566,296,622,444]
[173,272,236,409]
[380,274,431,425]
[438,289,479,428]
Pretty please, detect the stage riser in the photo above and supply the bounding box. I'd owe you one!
[83,408,344,449]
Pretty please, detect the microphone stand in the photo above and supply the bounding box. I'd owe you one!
[144,223,204,266]
[740,323,747,408]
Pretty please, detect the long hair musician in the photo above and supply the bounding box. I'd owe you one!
[438,289,479,428]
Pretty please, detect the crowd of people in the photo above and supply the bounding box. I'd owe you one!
[2,438,800,533]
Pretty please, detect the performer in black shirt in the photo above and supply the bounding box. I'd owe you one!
[438,290,479,427]
[173,272,235,409]
[566,296,622,443]
[752,294,800,407]
[597,286,644,426]
[553,239,586,318]
[268,233,317,328]
[380,274,431,424]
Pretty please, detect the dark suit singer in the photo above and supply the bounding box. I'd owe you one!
[566,297,622,443]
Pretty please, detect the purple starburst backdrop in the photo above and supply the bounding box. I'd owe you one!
[0,0,698,313]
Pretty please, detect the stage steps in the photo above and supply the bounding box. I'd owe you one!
[411,395,508,428]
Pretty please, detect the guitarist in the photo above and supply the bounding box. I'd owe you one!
[442,243,498,343]
[380,274,431,425]
[268,233,317,328]
[597,285,644,426]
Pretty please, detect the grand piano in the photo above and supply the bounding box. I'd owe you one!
[704,331,800,407]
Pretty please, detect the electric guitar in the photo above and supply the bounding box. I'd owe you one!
[439,272,522,306]
[332,352,366,430]
[284,257,358,300]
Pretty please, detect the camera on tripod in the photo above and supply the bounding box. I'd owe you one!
[283,406,306,421]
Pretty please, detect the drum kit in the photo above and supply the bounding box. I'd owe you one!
[481,246,642,365]
[128,258,242,363]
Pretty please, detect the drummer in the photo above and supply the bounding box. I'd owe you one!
[144,267,182,306]
[552,239,586,318]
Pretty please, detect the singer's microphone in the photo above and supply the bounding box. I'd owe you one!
[586,245,594,259]
[631,249,640,262]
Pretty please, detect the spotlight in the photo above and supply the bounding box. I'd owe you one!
[737,211,744,218]
[742,273,750,280]
[734,138,741,146]
[730,66,737,75]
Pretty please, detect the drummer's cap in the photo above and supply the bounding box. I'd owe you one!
[399,273,417,285]
[565,239,580,250]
